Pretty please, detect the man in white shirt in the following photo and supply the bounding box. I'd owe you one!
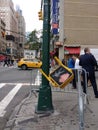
[71,55,82,89]
[73,56,81,69]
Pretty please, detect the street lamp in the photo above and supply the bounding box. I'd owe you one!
[36,0,54,113]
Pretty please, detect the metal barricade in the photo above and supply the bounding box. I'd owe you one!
[51,68,93,130]
[77,69,84,130]
[31,68,92,130]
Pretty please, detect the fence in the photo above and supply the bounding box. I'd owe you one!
[30,68,92,130]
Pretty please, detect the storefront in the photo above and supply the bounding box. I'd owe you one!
[0,53,6,61]
[64,46,81,65]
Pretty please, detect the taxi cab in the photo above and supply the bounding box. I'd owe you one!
[17,58,42,70]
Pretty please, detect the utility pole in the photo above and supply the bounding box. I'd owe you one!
[36,0,54,113]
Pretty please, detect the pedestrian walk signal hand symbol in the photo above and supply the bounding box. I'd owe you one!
[38,10,43,20]
[50,66,74,88]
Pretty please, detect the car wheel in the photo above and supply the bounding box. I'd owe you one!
[21,64,27,70]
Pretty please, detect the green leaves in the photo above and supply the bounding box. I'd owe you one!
[24,29,42,50]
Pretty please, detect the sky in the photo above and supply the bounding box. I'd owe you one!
[13,0,43,32]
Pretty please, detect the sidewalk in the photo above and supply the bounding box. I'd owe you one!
[4,80,98,130]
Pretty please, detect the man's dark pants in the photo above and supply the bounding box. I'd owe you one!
[82,71,98,97]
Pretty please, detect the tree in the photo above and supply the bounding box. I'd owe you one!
[27,29,39,43]
[25,29,42,50]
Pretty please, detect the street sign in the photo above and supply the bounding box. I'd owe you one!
[24,50,36,59]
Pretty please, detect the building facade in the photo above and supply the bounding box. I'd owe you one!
[15,6,26,58]
[59,0,98,49]
[0,0,18,57]
[0,0,26,58]
[0,19,6,54]
[0,0,18,35]
[54,0,98,60]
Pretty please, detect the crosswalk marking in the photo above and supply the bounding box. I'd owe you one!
[35,70,41,85]
[0,65,17,73]
[0,83,22,117]
[0,82,41,86]
[0,83,6,89]
[0,70,42,117]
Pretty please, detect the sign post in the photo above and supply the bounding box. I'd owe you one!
[36,0,54,113]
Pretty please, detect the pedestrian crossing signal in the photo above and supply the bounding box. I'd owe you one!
[40,57,74,89]
[49,65,74,88]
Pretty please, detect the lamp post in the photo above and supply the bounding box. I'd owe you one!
[36,0,54,113]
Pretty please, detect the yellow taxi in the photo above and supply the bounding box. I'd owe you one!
[17,58,42,70]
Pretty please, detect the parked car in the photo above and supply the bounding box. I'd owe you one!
[17,58,42,70]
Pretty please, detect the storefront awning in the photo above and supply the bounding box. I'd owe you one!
[64,47,80,54]
[0,54,6,61]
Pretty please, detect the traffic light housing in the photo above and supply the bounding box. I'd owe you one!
[38,10,43,20]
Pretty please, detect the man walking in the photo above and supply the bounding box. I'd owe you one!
[3,57,9,67]
[79,47,98,98]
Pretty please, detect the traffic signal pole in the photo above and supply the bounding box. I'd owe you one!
[36,0,54,113]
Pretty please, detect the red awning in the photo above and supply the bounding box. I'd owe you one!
[64,47,80,54]
[0,55,6,61]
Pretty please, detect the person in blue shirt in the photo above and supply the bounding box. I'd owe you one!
[67,57,75,68]
[67,57,77,88]
[79,47,98,98]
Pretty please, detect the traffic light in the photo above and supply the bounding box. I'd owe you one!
[38,10,43,20]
